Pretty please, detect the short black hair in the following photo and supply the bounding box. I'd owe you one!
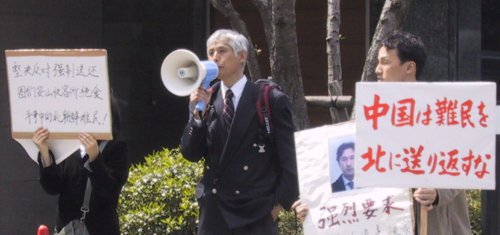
[336,142,355,162]
[382,31,427,79]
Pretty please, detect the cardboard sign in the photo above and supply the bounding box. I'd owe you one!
[5,49,112,140]
[355,82,496,190]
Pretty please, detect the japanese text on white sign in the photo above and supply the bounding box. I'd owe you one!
[355,82,496,189]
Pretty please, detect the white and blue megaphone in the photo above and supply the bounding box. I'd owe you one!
[161,49,218,112]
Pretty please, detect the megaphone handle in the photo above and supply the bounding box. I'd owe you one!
[195,101,206,112]
[195,81,211,112]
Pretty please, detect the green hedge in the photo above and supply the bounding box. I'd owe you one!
[118,147,481,234]
[466,190,481,235]
[118,147,301,234]
[118,148,202,234]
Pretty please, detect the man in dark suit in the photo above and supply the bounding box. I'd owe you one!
[331,142,355,192]
[180,29,299,235]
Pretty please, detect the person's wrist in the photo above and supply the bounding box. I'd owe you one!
[88,153,98,162]
[40,148,49,157]
[40,151,52,167]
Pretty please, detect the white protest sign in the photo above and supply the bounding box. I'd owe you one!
[295,123,414,235]
[15,138,81,164]
[5,49,112,140]
[355,82,496,190]
[313,188,413,235]
[5,49,112,164]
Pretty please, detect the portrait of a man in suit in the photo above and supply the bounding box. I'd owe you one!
[331,142,355,193]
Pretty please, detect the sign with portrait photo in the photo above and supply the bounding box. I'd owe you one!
[295,122,415,235]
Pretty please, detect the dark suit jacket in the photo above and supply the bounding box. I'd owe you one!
[331,175,346,193]
[38,139,129,235]
[181,80,299,229]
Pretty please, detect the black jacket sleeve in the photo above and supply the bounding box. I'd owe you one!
[88,140,130,204]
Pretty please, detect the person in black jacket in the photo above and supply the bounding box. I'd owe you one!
[180,29,300,235]
[34,96,129,235]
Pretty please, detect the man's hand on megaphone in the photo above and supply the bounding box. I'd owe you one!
[189,87,212,119]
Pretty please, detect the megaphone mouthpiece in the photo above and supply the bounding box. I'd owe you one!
[177,66,198,79]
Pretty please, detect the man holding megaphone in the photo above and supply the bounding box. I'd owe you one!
[179,29,299,234]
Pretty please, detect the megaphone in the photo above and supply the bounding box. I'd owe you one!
[161,49,218,112]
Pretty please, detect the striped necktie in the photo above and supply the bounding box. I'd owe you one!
[223,89,234,134]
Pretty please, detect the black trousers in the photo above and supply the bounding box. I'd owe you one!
[197,194,279,235]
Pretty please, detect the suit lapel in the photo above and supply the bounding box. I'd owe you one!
[205,88,226,167]
[213,88,226,139]
[219,81,258,167]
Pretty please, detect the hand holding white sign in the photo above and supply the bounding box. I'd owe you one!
[5,49,113,164]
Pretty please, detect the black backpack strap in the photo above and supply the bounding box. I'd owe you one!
[255,78,285,141]
[256,83,274,138]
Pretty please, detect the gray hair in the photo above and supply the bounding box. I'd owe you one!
[206,29,249,56]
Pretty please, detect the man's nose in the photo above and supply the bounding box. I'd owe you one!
[211,52,220,62]
[375,64,382,75]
